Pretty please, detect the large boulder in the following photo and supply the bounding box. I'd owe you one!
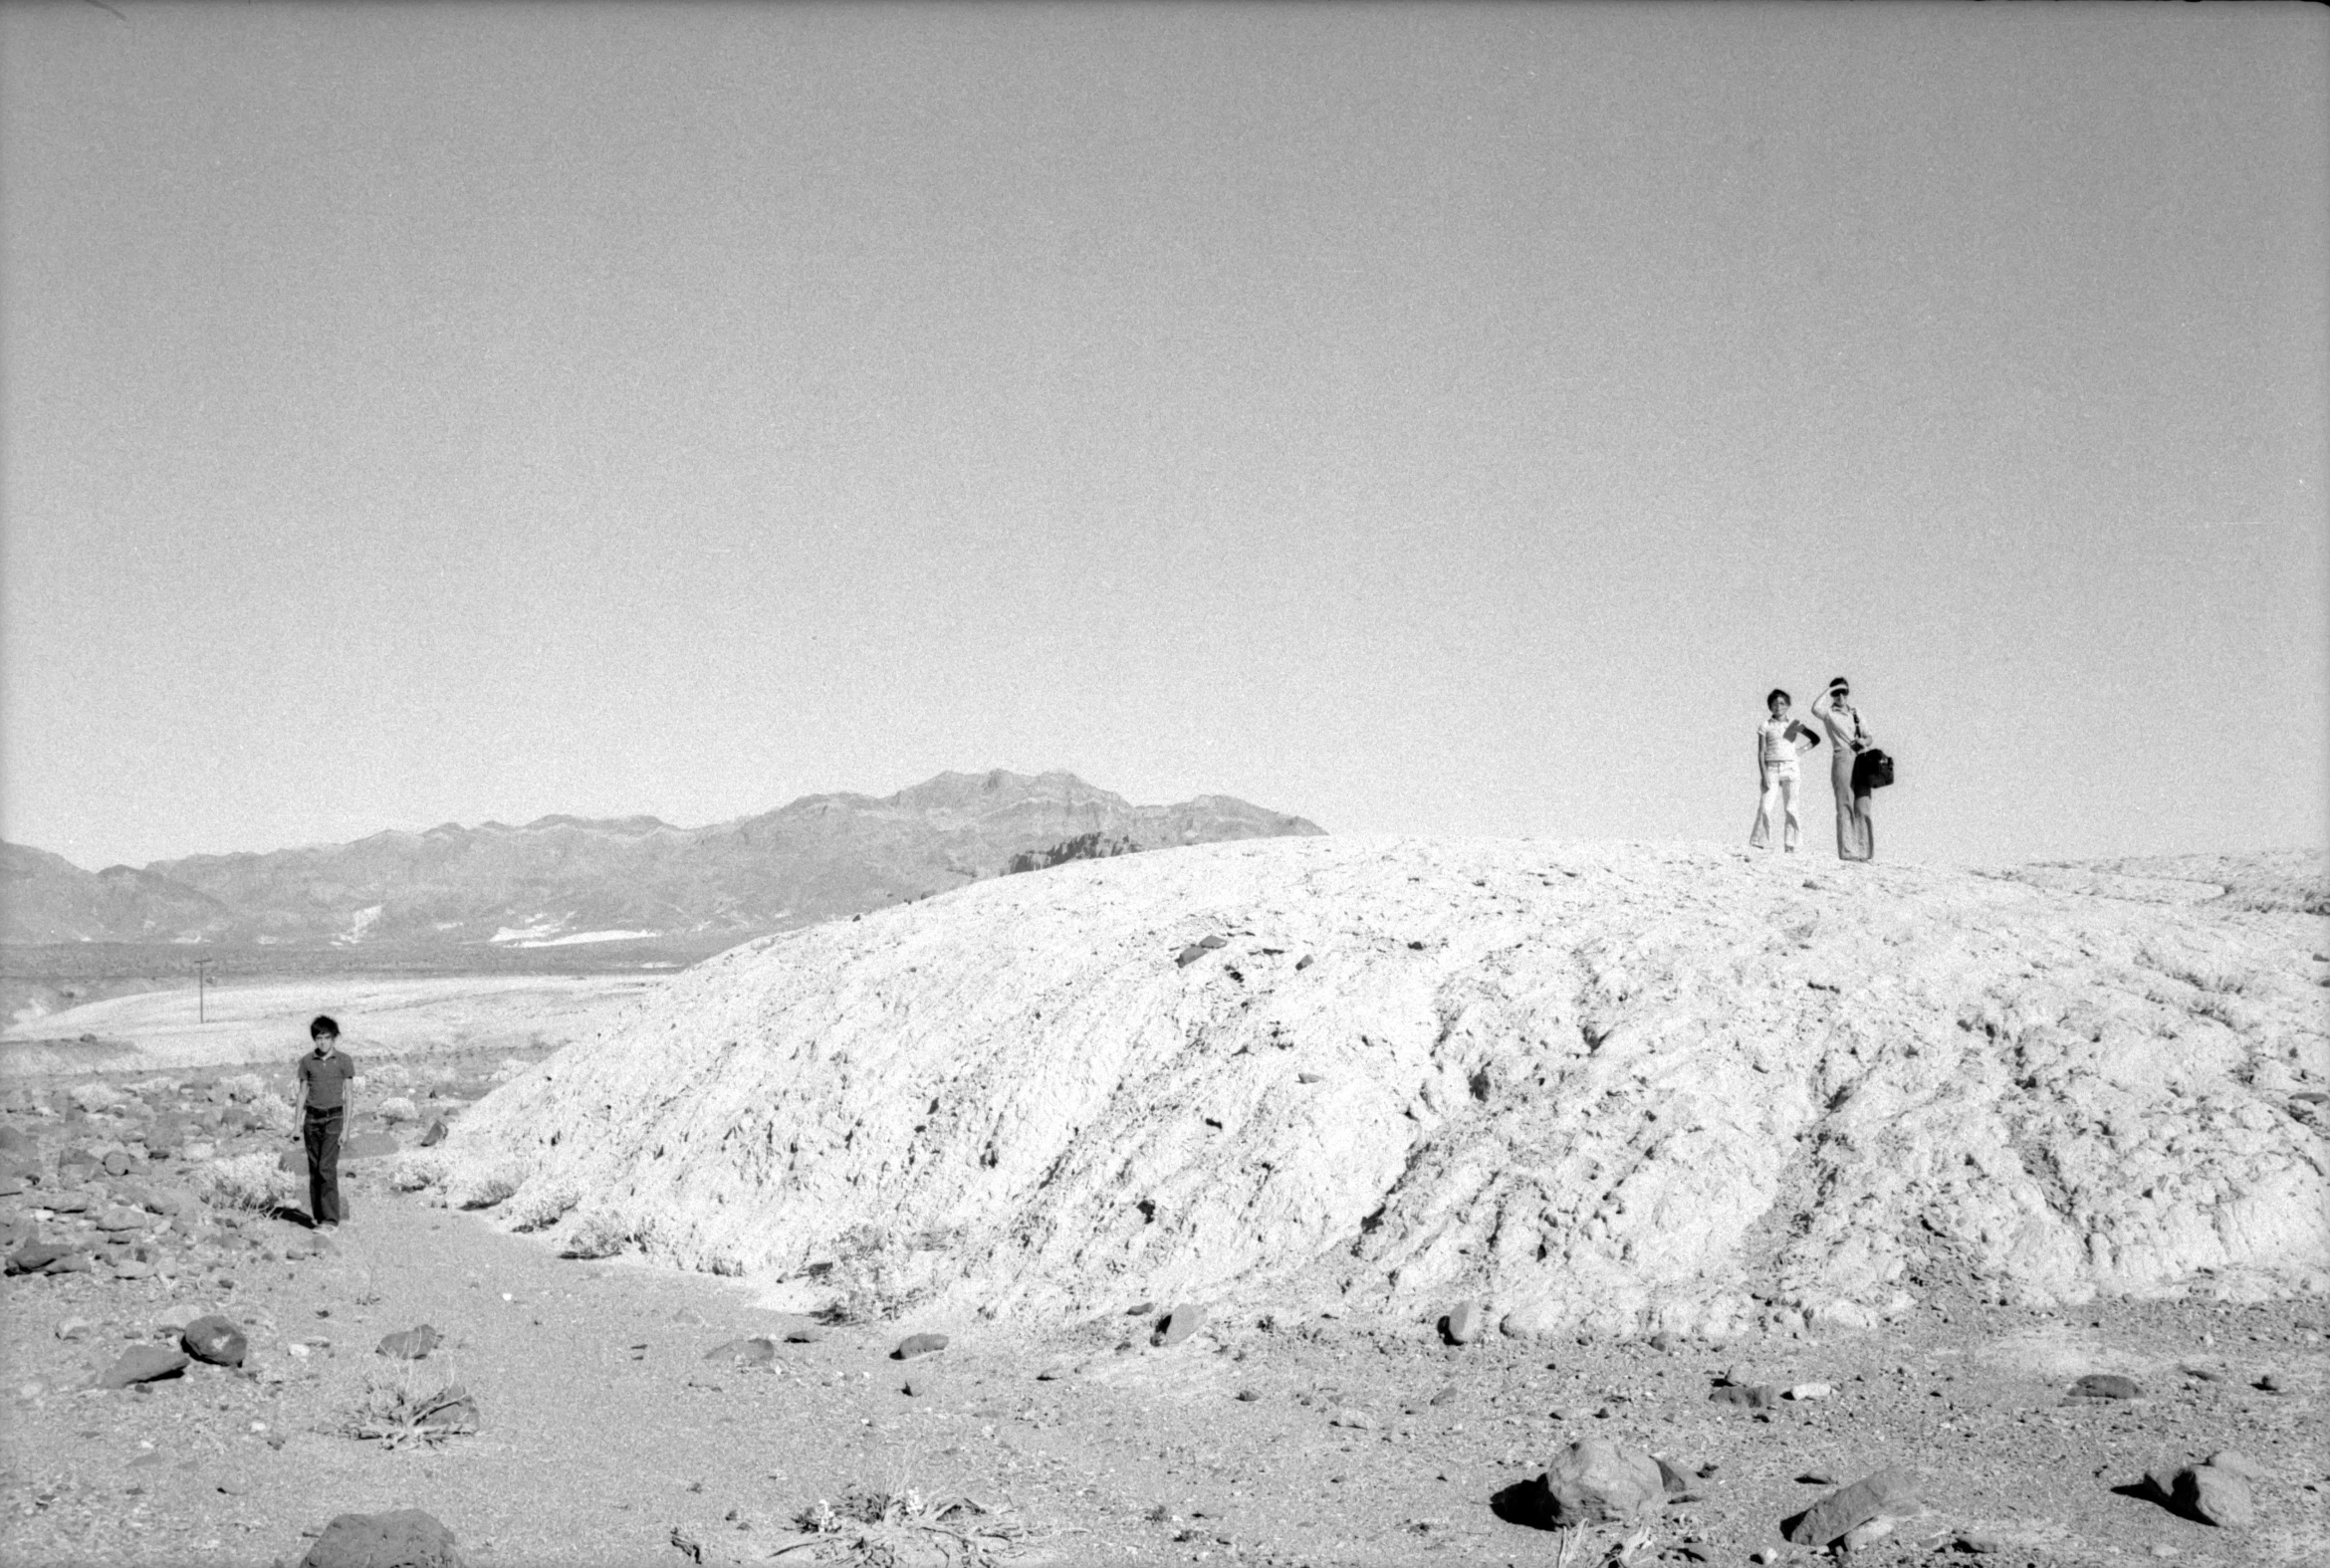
[300,1508,463,1568]
[435,840,2330,1330]
[1535,1440,1666,1524]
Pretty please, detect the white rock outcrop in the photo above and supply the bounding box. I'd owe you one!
[440,839,2329,1336]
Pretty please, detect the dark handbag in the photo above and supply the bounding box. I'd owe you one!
[1852,748,1895,792]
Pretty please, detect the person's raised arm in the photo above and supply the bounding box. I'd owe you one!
[1809,687,1835,721]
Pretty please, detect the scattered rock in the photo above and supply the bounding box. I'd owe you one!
[1784,1382,1835,1401]
[96,1345,190,1390]
[1650,1331,1681,1352]
[1440,1301,1489,1346]
[418,1120,448,1148]
[1154,1303,1208,1349]
[892,1332,949,1360]
[1536,1440,1666,1524]
[95,1205,144,1232]
[901,1369,944,1398]
[2145,1460,2255,1528]
[1327,1407,1378,1430]
[2072,1373,2141,1400]
[703,1337,777,1368]
[6,1242,72,1275]
[1710,1380,1780,1411]
[183,1315,249,1368]
[1783,1468,1924,1547]
[55,1317,97,1341]
[42,1192,91,1215]
[300,1506,464,1568]
[376,1326,442,1361]
[1174,934,1231,967]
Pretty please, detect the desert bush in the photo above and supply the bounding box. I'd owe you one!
[343,1358,478,1450]
[765,1485,1034,1566]
[504,1178,581,1232]
[445,1158,528,1211]
[386,1150,449,1193]
[194,1152,296,1213]
[243,1090,296,1135]
[559,1208,631,1259]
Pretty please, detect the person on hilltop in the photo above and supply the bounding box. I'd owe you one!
[290,1014,357,1229]
[1810,676,1875,861]
[1748,687,1821,852]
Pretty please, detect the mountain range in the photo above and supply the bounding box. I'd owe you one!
[0,771,1323,949]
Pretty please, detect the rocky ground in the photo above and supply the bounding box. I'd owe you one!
[3,1056,2326,1568]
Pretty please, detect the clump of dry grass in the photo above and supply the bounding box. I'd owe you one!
[386,1149,449,1193]
[192,1152,295,1213]
[343,1358,478,1451]
[759,1486,1035,1566]
[559,1207,632,1259]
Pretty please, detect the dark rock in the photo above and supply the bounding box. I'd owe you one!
[300,1507,463,1568]
[1441,1301,1489,1346]
[1783,1468,1924,1547]
[1655,1457,1690,1495]
[1709,1381,1780,1410]
[1155,1303,1208,1349]
[96,1345,190,1389]
[103,1151,131,1177]
[95,1205,144,1232]
[1650,1330,1681,1352]
[182,1314,248,1368]
[46,1250,93,1274]
[892,1332,949,1360]
[418,1119,447,1148]
[2071,1373,2141,1400]
[377,1326,441,1361]
[2145,1462,2255,1528]
[703,1337,777,1368]
[43,1191,91,1214]
[1536,1439,1666,1524]
[6,1241,71,1275]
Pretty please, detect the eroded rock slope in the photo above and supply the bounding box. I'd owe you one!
[440,839,2328,1338]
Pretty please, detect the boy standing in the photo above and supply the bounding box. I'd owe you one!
[291,1014,356,1229]
[1749,688,1820,852]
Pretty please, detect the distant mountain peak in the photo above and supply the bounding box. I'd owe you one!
[2,774,1324,949]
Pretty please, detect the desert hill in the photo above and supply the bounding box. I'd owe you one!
[438,837,2329,1341]
[0,771,1320,949]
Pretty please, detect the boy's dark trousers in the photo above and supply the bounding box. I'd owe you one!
[303,1107,345,1225]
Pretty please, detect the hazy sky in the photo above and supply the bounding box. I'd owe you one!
[3,2,2324,871]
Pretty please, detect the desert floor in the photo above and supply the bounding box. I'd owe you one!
[2,1055,2326,1568]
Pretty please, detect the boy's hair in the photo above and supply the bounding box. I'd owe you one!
[309,1014,340,1040]
[1766,688,1790,708]
[1827,675,1850,693]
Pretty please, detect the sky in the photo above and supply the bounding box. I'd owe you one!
[2,2,2324,872]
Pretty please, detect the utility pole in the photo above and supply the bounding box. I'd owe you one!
[193,958,215,1024]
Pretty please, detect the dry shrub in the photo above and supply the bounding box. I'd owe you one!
[749,1485,1035,1566]
[504,1179,580,1232]
[386,1150,449,1193]
[343,1357,479,1450]
[445,1158,527,1211]
[245,1090,296,1135]
[560,1208,631,1259]
[194,1152,295,1213]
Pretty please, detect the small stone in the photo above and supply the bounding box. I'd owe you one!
[182,1315,248,1368]
[42,1191,90,1215]
[1155,1303,1208,1349]
[1536,1439,1666,1524]
[300,1507,462,1568]
[1783,1382,1834,1401]
[376,1326,442,1361]
[418,1119,447,1148]
[1650,1331,1681,1352]
[1327,1407,1378,1430]
[892,1332,949,1360]
[103,1151,131,1177]
[1956,1533,2004,1554]
[901,1370,943,1398]
[1235,1389,1260,1402]
[703,1337,776,1368]
[96,1345,190,1390]
[2255,1372,2284,1393]
[45,1250,93,1274]
[1441,1301,1489,1346]
[2071,1373,2141,1400]
[1842,1517,1898,1550]
[1784,1467,1924,1547]
[2149,1462,2255,1529]
[1709,1381,1780,1411]
[55,1318,97,1341]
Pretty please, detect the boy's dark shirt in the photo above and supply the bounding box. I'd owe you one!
[297,1048,357,1112]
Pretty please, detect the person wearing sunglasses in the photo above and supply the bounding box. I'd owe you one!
[1809,677,1874,861]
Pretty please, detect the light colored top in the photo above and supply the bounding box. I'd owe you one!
[1759,717,1811,766]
